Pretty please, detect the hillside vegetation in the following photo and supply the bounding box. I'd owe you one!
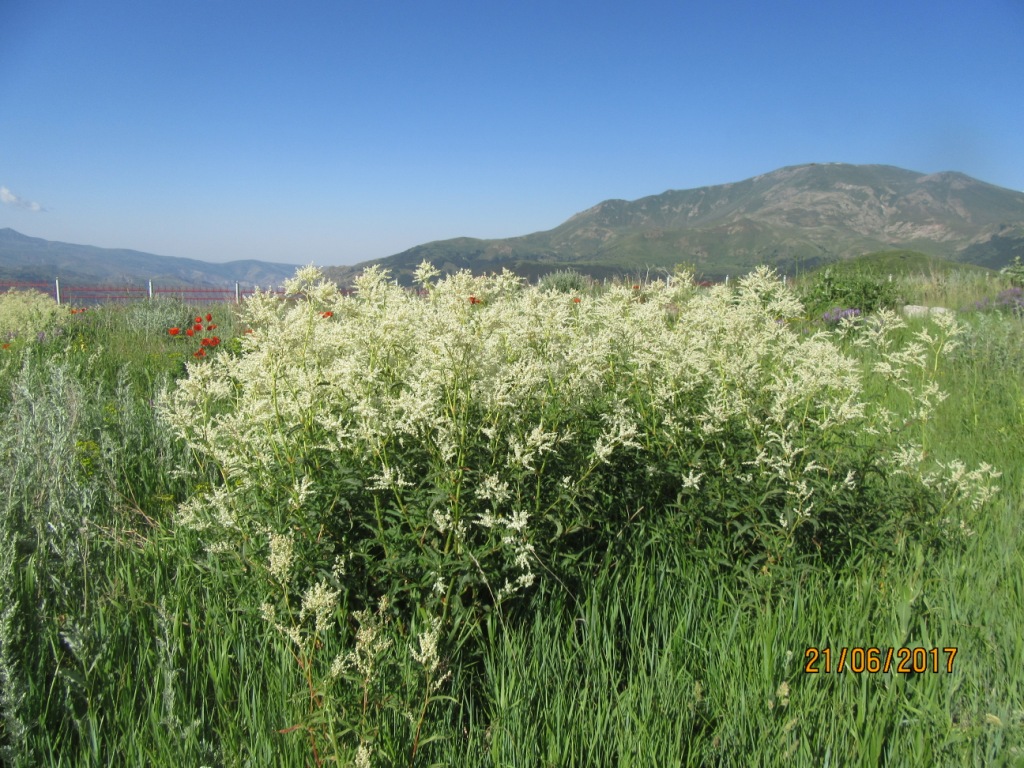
[324,163,1024,286]
[795,251,1007,317]
[806,250,993,278]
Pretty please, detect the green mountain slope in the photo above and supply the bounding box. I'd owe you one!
[323,163,1024,285]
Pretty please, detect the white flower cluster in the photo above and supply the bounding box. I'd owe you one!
[159,262,999,615]
[330,596,393,683]
[267,531,294,584]
[410,615,452,692]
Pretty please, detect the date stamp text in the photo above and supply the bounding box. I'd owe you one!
[804,647,957,674]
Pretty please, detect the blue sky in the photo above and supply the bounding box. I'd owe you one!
[1,0,1022,266]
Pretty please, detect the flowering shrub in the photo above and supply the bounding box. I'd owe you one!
[163,260,1001,592]
[159,262,1000,759]
[0,289,66,349]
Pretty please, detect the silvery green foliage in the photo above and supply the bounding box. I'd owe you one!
[0,360,99,763]
[121,297,200,337]
[0,525,26,762]
[538,269,590,294]
[160,264,998,629]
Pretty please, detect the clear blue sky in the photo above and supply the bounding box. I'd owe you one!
[2,0,1022,266]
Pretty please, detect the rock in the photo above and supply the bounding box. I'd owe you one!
[902,305,953,318]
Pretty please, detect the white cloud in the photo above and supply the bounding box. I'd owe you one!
[0,186,44,212]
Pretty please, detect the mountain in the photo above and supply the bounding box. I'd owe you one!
[322,163,1024,285]
[0,228,299,287]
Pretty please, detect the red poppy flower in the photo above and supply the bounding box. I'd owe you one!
[168,327,181,336]
[244,328,254,334]
[321,311,333,318]
[206,323,217,330]
[186,328,195,337]
[632,285,640,291]
[210,336,221,346]
[469,295,480,304]
[573,297,581,303]
[193,323,203,331]
[200,338,211,347]
[195,316,203,324]
[205,313,213,322]
[193,348,206,358]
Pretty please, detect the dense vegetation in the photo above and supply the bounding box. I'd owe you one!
[0,263,1022,766]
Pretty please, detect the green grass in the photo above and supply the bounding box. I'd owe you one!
[795,251,1009,312]
[462,529,1024,766]
[1,286,1023,766]
[814,250,993,279]
[457,318,1024,765]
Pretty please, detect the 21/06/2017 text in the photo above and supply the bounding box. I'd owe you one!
[804,647,958,674]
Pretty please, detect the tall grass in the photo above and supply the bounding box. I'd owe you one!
[895,270,1009,310]
[793,257,1015,315]
[0,278,1021,766]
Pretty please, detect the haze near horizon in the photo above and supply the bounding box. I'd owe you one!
[1,0,1022,266]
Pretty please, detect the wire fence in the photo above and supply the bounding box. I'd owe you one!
[2,275,731,306]
[0,279,297,306]
[0,279,442,306]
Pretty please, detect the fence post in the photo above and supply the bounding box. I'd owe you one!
[55,278,61,306]
[148,280,153,300]
[235,282,240,303]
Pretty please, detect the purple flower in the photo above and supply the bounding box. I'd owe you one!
[822,307,861,325]
[996,288,1024,313]
[975,288,1024,315]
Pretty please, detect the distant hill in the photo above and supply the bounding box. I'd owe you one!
[322,163,1024,286]
[0,228,299,287]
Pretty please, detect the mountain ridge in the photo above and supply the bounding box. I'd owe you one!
[323,163,1024,285]
[0,228,300,287]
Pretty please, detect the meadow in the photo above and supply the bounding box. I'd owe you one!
[0,262,1022,767]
